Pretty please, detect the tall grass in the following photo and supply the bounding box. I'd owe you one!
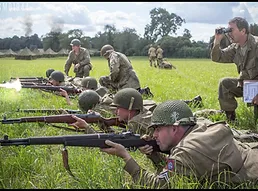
[0,56,257,188]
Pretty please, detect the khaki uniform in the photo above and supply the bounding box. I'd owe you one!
[64,47,92,78]
[99,51,140,92]
[156,47,163,67]
[211,34,258,111]
[85,100,156,134]
[148,47,157,67]
[124,119,258,188]
[159,61,175,70]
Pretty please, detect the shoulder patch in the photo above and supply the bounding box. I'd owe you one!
[165,159,175,171]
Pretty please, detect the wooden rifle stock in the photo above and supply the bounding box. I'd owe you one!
[1,113,127,129]
[21,85,82,94]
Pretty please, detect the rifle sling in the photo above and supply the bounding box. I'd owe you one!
[46,123,86,133]
[62,147,80,182]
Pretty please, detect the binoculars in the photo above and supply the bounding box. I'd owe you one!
[215,27,232,34]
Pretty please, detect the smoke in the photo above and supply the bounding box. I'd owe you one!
[48,15,65,33]
[22,15,33,37]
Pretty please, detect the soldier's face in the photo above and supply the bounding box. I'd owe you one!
[49,79,59,86]
[116,107,136,121]
[228,22,246,43]
[153,126,176,151]
[72,45,80,52]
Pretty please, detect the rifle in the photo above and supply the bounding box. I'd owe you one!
[16,108,82,114]
[1,113,126,132]
[0,132,161,180]
[10,77,49,83]
[21,84,82,94]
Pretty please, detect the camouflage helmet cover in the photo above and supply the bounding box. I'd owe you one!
[110,88,143,111]
[78,90,100,112]
[49,71,65,82]
[100,44,114,56]
[148,100,196,129]
[81,77,98,90]
[46,68,55,78]
[70,39,81,46]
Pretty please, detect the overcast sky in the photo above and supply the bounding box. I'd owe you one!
[0,2,257,42]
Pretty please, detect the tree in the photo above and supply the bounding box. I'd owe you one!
[104,24,117,46]
[250,23,258,36]
[144,7,185,42]
[183,28,192,39]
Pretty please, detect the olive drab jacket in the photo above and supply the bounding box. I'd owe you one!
[211,34,258,87]
[107,51,140,90]
[148,47,156,58]
[124,118,258,188]
[156,48,163,59]
[64,47,92,76]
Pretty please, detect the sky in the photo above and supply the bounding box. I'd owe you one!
[0,2,257,43]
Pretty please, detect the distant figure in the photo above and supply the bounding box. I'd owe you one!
[159,59,176,70]
[64,39,92,78]
[156,45,163,67]
[148,44,157,67]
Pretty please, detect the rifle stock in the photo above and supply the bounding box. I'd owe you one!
[1,113,127,129]
[21,85,82,94]
[0,132,161,152]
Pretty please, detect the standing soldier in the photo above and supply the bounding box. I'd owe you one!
[64,39,92,78]
[156,45,163,68]
[148,44,157,67]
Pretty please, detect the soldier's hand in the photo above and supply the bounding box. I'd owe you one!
[139,134,154,155]
[100,140,132,162]
[214,27,225,42]
[69,115,90,129]
[252,94,258,105]
[74,63,80,69]
[59,88,68,98]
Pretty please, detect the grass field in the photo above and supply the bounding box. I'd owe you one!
[0,56,257,188]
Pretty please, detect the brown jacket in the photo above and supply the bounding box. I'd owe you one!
[107,51,140,90]
[124,118,258,188]
[64,47,92,75]
[211,34,258,86]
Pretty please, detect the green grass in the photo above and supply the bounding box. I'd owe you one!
[0,56,257,188]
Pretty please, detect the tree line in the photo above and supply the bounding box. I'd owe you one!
[1,7,258,58]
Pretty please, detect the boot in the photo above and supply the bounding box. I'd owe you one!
[225,111,236,122]
[184,95,203,108]
[138,87,154,98]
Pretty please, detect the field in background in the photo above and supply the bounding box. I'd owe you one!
[0,57,257,188]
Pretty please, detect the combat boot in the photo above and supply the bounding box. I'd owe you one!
[138,87,154,98]
[184,95,203,108]
[225,111,236,122]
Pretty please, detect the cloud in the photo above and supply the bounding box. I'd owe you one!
[162,2,239,24]
[89,10,145,35]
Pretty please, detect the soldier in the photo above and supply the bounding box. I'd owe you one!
[99,44,154,97]
[64,39,92,78]
[159,59,176,70]
[69,88,154,135]
[211,17,258,122]
[45,68,55,78]
[156,45,163,68]
[100,100,258,188]
[148,44,157,67]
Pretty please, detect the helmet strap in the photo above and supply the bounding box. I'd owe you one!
[128,97,135,111]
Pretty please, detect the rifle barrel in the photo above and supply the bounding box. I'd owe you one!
[17,109,81,114]
[0,132,161,152]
